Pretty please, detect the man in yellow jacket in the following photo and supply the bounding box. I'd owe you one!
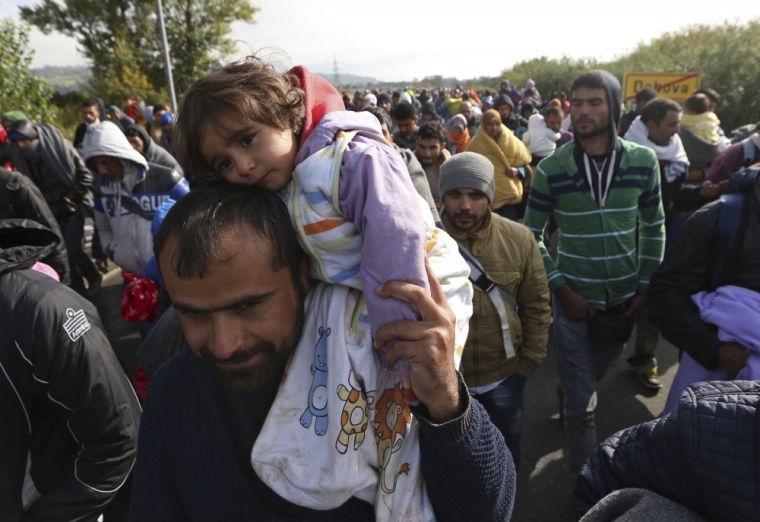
[439,152,552,468]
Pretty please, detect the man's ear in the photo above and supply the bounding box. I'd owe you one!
[645,120,658,137]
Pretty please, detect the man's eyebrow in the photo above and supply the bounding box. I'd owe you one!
[572,97,604,103]
[173,291,275,314]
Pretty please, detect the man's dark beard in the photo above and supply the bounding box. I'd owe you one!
[452,210,485,232]
[198,288,306,392]
[573,118,611,139]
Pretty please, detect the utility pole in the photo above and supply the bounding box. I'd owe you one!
[157,0,178,111]
[333,55,340,88]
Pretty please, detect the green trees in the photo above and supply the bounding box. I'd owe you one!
[20,0,258,105]
[496,21,760,133]
[608,21,760,134]
[0,18,57,123]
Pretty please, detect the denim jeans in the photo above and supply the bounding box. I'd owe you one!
[471,372,527,469]
[553,298,626,472]
[61,213,99,292]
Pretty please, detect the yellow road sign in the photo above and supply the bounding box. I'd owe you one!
[623,73,701,101]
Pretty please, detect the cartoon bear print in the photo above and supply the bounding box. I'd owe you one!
[300,326,330,436]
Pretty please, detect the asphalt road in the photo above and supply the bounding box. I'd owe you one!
[91,265,680,522]
[512,329,680,521]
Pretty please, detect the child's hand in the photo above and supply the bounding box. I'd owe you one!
[374,261,463,423]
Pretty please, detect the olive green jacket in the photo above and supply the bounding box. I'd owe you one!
[442,211,552,387]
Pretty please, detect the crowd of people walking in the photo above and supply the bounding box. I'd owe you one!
[1,58,760,521]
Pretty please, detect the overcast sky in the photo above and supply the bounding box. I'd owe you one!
[4,0,760,81]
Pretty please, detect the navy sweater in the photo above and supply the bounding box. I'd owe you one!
[575,381,760,522]
[130,349,515,521]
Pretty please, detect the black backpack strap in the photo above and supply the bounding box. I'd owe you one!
[711,192,749,290]
[741,138,756,167]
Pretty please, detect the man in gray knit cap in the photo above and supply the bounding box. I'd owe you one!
[439,151,552,468]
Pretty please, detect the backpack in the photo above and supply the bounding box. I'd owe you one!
[710,166,758,289]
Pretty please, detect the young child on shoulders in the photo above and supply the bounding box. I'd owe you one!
[172,55,472,520]
[177,57,470,395]
[681,94,722,144]
[521,113,560,162]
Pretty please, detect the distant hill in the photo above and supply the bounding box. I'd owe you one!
[316,72,383,88]
[32,65,90,93]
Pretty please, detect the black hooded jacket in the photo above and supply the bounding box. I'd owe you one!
[11,123,93,221]
[0,167,71,285]
[493,96,528,131]
[0,219,141,521]
[126,124,181,172]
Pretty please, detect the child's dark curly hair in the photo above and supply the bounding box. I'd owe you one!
[174,55,305,183]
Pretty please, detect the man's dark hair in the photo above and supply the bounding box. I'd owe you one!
[360,106,392,132]
[635,87,658,103]
[694,88,719,106]
[154,183,305,285]
[393,102,416,121]
[641,98,682,125]
[461,92,470,101]
[153,104,169,113]
[391,91,401,100]
[417,121,446,143]
[81,98,100,109]
[570,71,605,96]
[545,106,564,119]
[685,95,709,115]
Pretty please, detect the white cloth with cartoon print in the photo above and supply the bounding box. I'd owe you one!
[251,282,437,521]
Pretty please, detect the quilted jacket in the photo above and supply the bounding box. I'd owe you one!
[574,381,760,522]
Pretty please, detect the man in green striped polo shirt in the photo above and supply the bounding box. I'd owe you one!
[523,71,665,473]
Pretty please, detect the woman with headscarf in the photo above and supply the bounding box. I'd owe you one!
[445,114,470,155]
[466,109,532,221]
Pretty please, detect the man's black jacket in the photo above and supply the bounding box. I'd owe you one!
[0,167,70,285]
[648,193,760,369]
[0,219,141,521]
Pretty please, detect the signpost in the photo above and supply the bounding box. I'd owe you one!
[622,73,700,101]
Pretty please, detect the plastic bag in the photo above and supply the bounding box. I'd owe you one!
[120,273,159,322]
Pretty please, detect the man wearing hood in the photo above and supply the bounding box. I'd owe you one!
[0,218,141,521]
[106,105,135,128]
[419,100,443,125]
[82,121,188,275]
[124,124,181,171]
[8,118,100,296]
[0,166,71,285]
[524,71,665,473]
[493,96,528,133]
